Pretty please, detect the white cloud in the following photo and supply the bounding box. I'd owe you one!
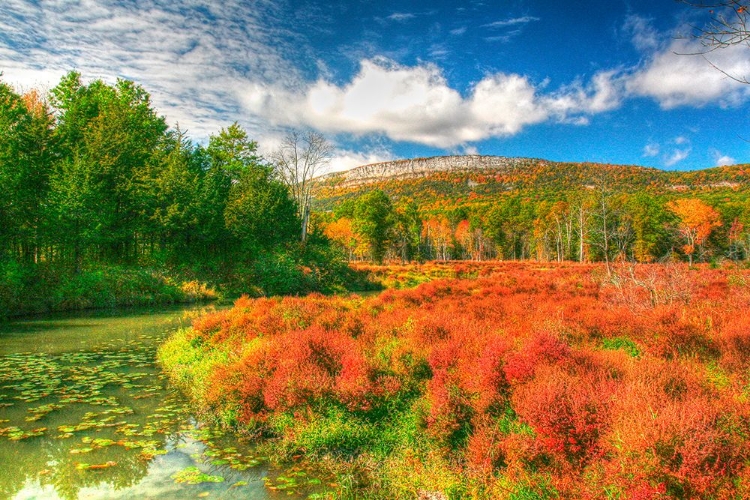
[4,0,744,155]
[712,150,736,166]
[484,31,522,44]
[327,148,396,173]
[242,58,625,147]
[544,70,624,119]
[664,148,691,167]
[623,15,660,52]
[483,16,540,28]
[643,143,660,157]
[0,0,309,140]
[626,37,750,108]
[387,13,416,22]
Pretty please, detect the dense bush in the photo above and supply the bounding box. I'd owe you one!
[159,261,750,498]
[0,262,218,318]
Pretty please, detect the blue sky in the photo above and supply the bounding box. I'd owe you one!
[1,0,749,172]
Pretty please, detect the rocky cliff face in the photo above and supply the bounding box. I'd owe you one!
[326,155,540,187]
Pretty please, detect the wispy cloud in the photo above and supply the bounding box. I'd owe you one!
[387,12,416,22]
[483,16,540,28]
[643,142,660,157]
[622,15,660,52]
[1,0,746,162]
[0,0,313,139]
[484,31,522,43]
[481,15,539,43]
[665,148,691,167]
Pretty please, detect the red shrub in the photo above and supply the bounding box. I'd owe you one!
[504,331,570,383]
[513,364,614,465]
[177,261,750,497]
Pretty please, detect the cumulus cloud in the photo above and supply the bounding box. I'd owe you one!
[242,58,625,147]
[624,17,750,108]
[712,150,736,166]
[327,148,396,173]
[3,0,745,156]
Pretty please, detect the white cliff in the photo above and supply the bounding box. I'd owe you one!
[325,155,541,187]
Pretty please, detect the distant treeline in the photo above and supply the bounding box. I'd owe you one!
[322,183,749,265]
[0,72,348,316]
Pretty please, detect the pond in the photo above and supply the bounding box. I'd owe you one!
[0,305,331,500]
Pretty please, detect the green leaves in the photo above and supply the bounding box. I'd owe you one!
[351,190,396,264]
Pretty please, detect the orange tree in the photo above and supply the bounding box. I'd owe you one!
[666,198,722,264]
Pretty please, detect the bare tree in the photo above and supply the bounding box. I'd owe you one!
[270,130,333,242]
[679,0,750,83]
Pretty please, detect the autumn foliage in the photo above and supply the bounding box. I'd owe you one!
[161,261,750,498]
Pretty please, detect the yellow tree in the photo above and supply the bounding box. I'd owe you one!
[423,217,452,261]
[323,217,361,261]
[454,220,472,260]
[666,198,722,264]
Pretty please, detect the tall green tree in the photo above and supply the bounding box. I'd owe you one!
[0,83,54,262]
[224,167,299,252]
[203,123,299,253]
[392,200,423,262]
[623,193,671,262]
[48,72,168,265]
[486,196,536,260]
[138,126,202,261]
[351,190,395,264]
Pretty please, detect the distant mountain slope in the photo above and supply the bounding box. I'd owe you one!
[322,155,542,187]
[316,155,749,210]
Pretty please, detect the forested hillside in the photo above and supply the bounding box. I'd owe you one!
[316,156,749,264]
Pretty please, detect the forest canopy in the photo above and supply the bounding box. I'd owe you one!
[0,72,349,316]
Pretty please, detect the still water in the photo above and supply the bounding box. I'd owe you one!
[0,306,329,500]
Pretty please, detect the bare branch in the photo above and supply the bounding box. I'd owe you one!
[270,130,332,241]
[678,0,750,51]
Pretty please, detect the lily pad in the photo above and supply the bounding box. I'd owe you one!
[172,466,225,485]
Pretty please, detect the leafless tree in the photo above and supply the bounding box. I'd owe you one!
[270,130,332,242]
[678,0,750,83]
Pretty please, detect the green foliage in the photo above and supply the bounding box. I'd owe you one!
[158,328,230,404]
[224,167,299,251]
[0,73,352,317]
[317,157,750,265]
[601,336,641,358]
[351,190,396,264]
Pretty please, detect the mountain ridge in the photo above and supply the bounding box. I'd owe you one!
[323,155,549,188]
[317,155,748,210]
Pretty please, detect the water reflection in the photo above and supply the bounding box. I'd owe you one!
[0,306,328,499]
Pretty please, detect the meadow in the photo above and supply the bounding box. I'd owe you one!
[159,261,750,499]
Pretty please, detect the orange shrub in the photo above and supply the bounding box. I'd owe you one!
[168,262,750,498]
